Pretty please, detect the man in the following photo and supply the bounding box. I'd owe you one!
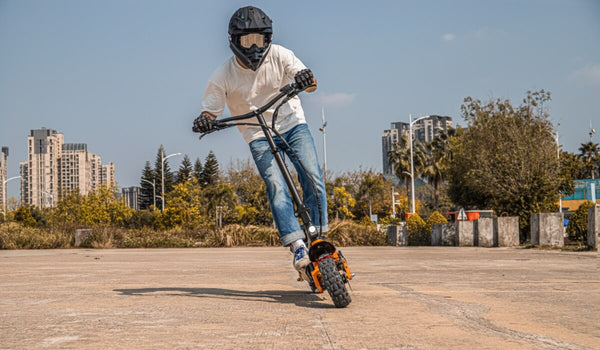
[193,6,327,271]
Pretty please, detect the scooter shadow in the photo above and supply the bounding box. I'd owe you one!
[114,287,335,309]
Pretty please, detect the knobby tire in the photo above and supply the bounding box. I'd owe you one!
[318,257,351,308]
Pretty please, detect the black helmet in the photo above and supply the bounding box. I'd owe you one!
[228,6,273,71]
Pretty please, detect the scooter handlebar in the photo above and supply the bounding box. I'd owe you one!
[197,82,313,140]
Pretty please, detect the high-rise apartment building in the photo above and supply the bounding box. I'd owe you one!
[122,186,140,211]
[100,162,115,188]
[20,128,116,207]
[20,128,64,207]
[382,115,452,175]
[90,154,102,190]
[60,143,92,196]
[1,147,8,210]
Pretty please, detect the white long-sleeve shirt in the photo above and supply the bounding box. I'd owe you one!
[201,44,308,143]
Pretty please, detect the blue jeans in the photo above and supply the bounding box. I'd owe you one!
[249,123,328,246]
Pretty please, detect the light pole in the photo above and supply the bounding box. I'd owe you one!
[556,126,562,213]
[2,176,19,220]
[41,191,54,208]
[391,187,400,217]
[408,114,428,214]
[319,107,328,182]
[161,152,181,211]
[141,178,156,209]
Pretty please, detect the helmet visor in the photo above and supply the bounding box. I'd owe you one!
[239,33,266,49]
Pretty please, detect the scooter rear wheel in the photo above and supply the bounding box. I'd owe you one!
[318,257,351,308]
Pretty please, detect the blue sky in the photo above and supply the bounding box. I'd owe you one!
[1,0,599,199]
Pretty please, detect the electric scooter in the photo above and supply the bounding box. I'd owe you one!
[198,83,353,308]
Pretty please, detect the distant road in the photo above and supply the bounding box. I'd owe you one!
[1,247,598,349]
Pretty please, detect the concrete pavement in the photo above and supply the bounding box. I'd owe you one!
[1,247,599,349]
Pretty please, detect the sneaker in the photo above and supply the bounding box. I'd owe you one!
[293,246,310,271]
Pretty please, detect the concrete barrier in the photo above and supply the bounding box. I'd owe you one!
[441,224,457,246]
[588,205,599,251]
[476,217,494,247]
[387,223,408,246]
[74,229,93,247]
[495,217,520,247]
[456,221,475,246]
[431,225,442,246]
[530,213,564,247]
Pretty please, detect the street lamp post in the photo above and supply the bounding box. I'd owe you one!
[556,127,562,213]
[41,191,54,208]
[319,107,328,182]
[408,114,428,214]
[391,187,400,217]
[2,176,20,220]
[161,152,181,211]
[141,178,156,209]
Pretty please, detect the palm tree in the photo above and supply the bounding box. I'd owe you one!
[578,141,599,179]
[422,131,452,209]
[388,135,411,198]
[388,134,430,211]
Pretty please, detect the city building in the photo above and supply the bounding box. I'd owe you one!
[60,143,92,197]
[20,128,116,207]
[1,147,8,211]
[122,186,140,211]
[101,162,115,188]
[382,115,452,176]
[90,153,102,191]
[20,128,64,207]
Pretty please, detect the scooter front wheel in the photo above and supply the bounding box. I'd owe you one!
[318,257,351,308]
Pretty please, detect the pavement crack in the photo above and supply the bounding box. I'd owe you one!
[317,314,335,350]
[380,283,595,350]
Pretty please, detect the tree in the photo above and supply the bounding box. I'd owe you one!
[13,206,36,227]
[329,186,355,220]
[193,157,203,182]
[388,135,427,209]
[558,151,585,197]
[421,130,454,210]
[447,90,559,238]
[355,169,386,219]
[226,159,272,225]
[177,155,193,184]
[578,141,599,179]
[159,178,206,229]
[203,183,237,226]
[51,187,133,226]
[388,135,412,198]
[140,161,156,210]
[200,151,219,187]
[154,145,175,209]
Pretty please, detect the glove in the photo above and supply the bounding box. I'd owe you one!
[192,114,214,133]
[294,69,314,90]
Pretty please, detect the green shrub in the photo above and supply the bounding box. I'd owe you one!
[406,214,429,246]
[204,224,279,247]
[567,201,595,243]
[13,206,37,228]
[1,219,391,249]
[0,223,72,249]
[426,211,448,232]
[327,219,386,246]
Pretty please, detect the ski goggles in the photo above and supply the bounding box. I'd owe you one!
[239,33,267,49]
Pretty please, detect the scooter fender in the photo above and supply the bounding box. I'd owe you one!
[308,238,336,262]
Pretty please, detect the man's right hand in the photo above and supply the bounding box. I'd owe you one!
[193,114,214,133]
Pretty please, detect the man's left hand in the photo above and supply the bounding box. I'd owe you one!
[294,69,315,90]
